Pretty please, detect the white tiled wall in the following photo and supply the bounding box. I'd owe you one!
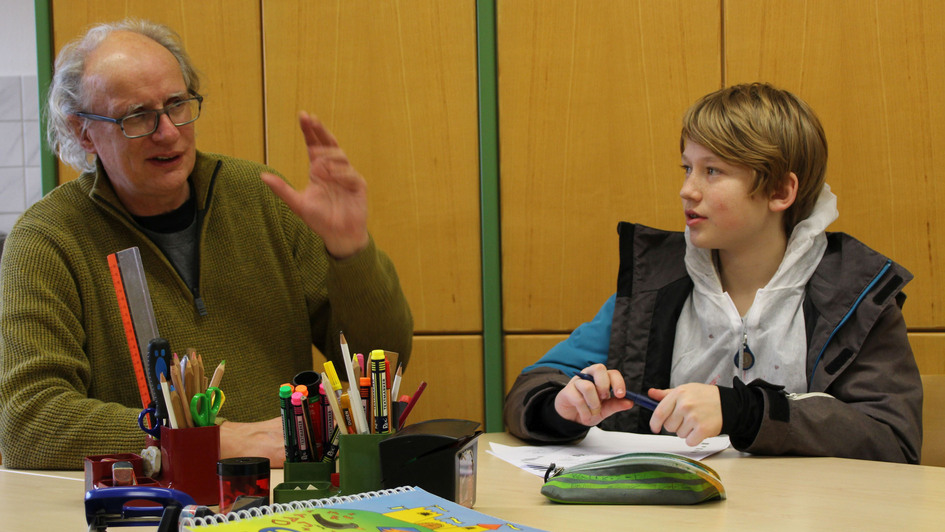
[0,75,41,236]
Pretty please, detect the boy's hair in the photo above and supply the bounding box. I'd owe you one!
[680,83,828,232]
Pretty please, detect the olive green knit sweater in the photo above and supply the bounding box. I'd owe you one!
[0,152,412,469]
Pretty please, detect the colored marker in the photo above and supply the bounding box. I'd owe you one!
[319,383,333,447]
[291,391,313,462]
[321,425,340,463]
[370,350,389,433]
[359,376,372,429]
[280,385,300,462]
[339,392,357,435]
[295,384,322,461]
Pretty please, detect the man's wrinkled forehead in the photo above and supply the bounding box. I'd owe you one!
[80,31,185,112]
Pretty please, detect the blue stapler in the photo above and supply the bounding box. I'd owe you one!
[85,486,195,531]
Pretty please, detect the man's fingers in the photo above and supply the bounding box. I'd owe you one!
[299,111,339,148]
[261,172,303,213]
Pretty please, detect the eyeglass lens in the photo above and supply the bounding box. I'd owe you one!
[122,98,201,138]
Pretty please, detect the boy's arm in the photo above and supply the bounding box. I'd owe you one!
[735,302,922,463]
[504,296,615,442]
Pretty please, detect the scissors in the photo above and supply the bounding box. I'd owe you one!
[137,404,161,438]
[190,387,225,427]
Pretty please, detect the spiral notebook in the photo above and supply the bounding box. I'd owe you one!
[179,485,546,531]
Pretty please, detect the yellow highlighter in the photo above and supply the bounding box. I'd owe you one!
[322,361,343,399]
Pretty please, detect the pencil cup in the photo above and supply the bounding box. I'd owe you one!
[338,432,390,495]
[158,424,220,505]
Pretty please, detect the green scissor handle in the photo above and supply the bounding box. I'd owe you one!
[190,386,225,427]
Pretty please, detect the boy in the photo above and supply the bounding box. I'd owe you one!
[504,83,922,464]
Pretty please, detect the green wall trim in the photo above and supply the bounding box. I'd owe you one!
[35,0,56,195]
[476,0,504,433]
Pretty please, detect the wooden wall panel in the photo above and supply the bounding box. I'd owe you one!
[50,0,265,183]
[911,333,945,375]
[397,336,484,427]
[498,0,722,333]
[725,0,945,328]
[262,0,482,334]
[503,334,568,396]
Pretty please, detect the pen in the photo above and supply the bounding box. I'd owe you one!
[575,372,659,411]
[397,381,426,430]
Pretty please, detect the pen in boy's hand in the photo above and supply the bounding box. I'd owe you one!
[575,372,659,411]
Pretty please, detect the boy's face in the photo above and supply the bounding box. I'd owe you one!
[679,140,785,255]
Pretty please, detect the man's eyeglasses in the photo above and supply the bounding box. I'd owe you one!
[76,94,203,139]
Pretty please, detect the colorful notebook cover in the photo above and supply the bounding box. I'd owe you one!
[179,485,546,531]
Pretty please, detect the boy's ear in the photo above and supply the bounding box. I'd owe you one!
[768,172,798,213]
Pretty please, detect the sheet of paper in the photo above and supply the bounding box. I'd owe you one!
[488,427,730,477]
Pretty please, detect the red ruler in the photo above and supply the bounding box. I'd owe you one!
[107,249,153,410]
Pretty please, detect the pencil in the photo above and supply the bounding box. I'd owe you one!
[159,374,179,429]
[184,362,195,403]
[390,363,403,404]
[320,371,348,435]
[209,360,226,389]
[170,360,193,428]
[339,333,368,433]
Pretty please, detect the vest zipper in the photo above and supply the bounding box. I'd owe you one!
[190,160,222,317]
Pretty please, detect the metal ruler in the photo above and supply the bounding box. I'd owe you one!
[107,247,160,409]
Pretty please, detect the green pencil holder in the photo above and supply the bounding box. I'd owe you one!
[273,480,339,503]
[338,432,391,495]
[284,460,334,483]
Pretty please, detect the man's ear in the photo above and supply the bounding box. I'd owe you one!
[70,116,97,154]
[769,172,798,213]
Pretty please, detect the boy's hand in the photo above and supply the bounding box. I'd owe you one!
[554,364,633,426]
[648,383,723,446]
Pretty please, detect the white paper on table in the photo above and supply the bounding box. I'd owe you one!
[488,427,731,477]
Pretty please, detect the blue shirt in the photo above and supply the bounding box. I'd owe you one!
[524,294,615,376]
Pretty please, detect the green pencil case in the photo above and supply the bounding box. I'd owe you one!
[540,452,726,505]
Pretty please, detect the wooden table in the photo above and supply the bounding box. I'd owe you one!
[2,432,943,531]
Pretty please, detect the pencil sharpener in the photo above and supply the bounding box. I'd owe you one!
[378,419,481,507]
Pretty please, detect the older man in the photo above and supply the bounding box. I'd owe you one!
[0,19,412,469]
